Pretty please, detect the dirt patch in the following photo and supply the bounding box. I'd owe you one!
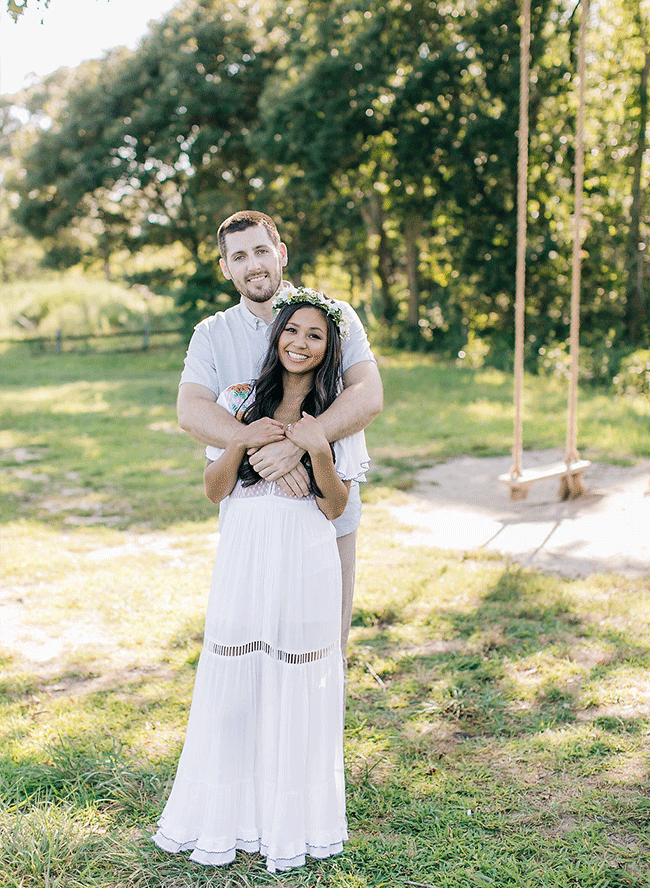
[389,450,650,578]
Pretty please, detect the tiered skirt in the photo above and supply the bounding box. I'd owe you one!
[152,485,347,872]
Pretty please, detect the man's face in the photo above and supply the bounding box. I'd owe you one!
[219,225,288,305]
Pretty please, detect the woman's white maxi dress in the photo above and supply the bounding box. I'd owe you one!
[152,384,369,873]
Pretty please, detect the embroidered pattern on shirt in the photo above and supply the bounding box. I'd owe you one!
[224,381,253,418]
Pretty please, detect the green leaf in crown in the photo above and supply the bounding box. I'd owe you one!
[271,284,351,340]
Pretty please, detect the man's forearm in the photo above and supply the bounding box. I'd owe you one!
[177,383,241,447]
[317,361,383,442]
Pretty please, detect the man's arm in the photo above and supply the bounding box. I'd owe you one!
[177,382,312,497]
[318,359,383,441]
[247,360,383,482]
[177,383,241,447]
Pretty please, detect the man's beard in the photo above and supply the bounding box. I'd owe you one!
[240,271,282,303]
[243,285,276,303]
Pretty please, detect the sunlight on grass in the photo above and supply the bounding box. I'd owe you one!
[1,349,650,887]
[3,381,118,415]
[2,498,649,886]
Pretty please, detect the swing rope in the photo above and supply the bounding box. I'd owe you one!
[511,0,531,481]
[566,0,589,468]
[503,0,591,500]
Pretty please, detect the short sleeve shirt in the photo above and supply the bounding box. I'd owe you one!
[179,296,375,536]
[179,297,375,395]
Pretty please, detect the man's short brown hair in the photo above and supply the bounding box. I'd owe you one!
[217,211,282,259]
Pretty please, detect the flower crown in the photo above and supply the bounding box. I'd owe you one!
[272,284,350,340]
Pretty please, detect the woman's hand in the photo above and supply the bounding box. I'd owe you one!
[233,417,286,450]
[285,413,329,457]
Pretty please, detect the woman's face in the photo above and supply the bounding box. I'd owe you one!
[278,306,329,376]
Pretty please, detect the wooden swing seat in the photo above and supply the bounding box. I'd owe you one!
[499,459,591,501]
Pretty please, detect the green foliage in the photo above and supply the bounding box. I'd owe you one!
[614,349,650,397]
[536,336,632,388]
[0,276,177,339]
[4,0,649,356]
[10,1,282,271]
[174,261,234,336]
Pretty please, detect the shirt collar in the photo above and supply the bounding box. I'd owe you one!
[239,296,271,331]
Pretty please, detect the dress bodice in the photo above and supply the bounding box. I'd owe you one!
[230,479,314,501]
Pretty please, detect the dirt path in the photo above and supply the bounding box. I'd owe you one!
[3,451,648,678]
[389,449,650,578]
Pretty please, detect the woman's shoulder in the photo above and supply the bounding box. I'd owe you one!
[224,382,253,398]
[217,382,254,416]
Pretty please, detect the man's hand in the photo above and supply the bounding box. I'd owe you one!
[275,463,311,497]
[248,438,304,481]
[234,417,285,450]
[248,438,311,497]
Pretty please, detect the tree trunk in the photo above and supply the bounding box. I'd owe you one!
[360,192,396,322]
[626,17,650,342]
[403,214,422,326]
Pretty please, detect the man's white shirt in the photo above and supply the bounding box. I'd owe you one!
[180,296,375,536]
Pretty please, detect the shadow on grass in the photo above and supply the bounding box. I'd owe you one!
[350,565,650,738]
[4,563,646,764]
[340,564,650,886]
[2,560,650,887]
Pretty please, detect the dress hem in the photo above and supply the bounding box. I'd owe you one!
[151,828,347,873]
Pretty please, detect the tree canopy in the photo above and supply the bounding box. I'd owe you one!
[4,0,649,367]
[6,0,48,22]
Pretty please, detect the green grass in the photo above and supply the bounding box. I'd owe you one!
[1,347,649,887]
[369,351,650,489]
[0,275,177,341]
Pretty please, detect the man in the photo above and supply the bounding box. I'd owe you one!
[177,210,383,663]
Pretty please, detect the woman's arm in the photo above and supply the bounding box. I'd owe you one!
[285,414,351,520]
[204,417,285,504]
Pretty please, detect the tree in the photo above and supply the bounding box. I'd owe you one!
[559,0,650,355]
[0,96,45,279]
[257,0,468,326]
[625,0,649,342]
[260,0,580,355]
[6,0,44,21]
[7,0,647,363]
[12,0,282,279]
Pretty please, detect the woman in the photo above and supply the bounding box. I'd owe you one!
[153,287,369,873]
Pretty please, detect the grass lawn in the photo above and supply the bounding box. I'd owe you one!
[1,346,649,888]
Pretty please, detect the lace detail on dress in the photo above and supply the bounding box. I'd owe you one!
[230,480,313,500]
[204,638,336,665]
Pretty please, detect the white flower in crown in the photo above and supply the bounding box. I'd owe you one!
[272,283,351,340]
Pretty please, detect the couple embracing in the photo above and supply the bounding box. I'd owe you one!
[152,210,383,873]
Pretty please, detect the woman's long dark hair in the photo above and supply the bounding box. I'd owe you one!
[238,301,343,494]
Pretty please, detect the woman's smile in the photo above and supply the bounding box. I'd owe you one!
[278,307,329,374]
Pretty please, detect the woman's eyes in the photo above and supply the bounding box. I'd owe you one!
[285,326,323,339]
